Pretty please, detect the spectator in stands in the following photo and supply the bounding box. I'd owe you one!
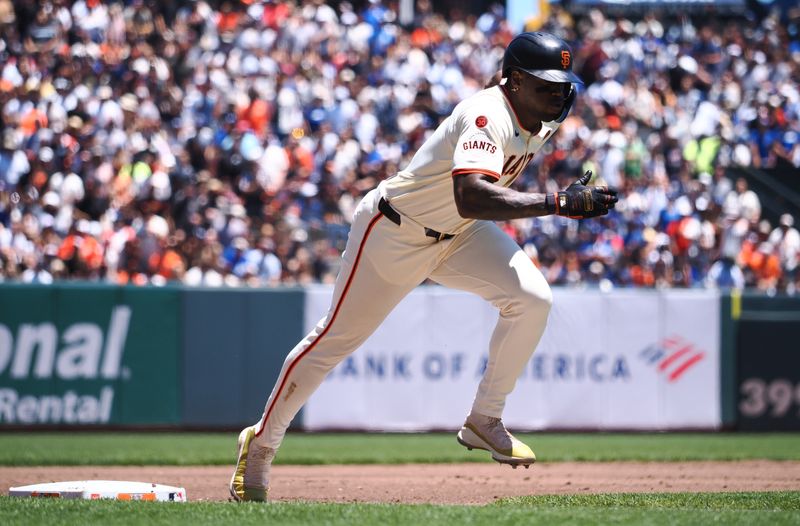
[706,256,746,290]
[0,1,799,295]
[769,213,800,291]
[724,178,762,225]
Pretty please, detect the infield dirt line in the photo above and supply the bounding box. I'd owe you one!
[3,461,800,504]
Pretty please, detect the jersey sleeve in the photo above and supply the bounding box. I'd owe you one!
[450,98,511,181]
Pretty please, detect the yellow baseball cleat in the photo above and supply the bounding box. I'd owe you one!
[229,425,275,502]
[457,413,536,468]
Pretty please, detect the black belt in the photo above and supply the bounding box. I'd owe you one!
[378,197,454,242]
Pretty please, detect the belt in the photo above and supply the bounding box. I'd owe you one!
[378,197,454,242]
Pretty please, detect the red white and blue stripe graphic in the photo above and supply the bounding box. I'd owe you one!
[640,336,705,382]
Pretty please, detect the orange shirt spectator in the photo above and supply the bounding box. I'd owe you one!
[410,27,442,48]
[149,248,185,280]
[239,98,272,138]
[19,107,47,137]
[630,264,655,287]
[216,3,241,34]
[263,2,290,29]
[57,233,103,270]
[291,145,315,174]
[747,242,782,288]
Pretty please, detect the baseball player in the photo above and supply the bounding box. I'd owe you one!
[230,32,618,501]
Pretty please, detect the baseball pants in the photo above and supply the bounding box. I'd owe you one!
[253,188,553,448]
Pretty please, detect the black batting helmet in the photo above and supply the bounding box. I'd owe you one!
[502,32,583,84]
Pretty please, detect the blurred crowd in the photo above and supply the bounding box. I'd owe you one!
[0,0,799,293]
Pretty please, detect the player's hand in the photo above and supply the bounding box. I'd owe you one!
[548,171,618,218]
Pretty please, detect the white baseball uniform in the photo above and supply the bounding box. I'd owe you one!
[253,85,563,449]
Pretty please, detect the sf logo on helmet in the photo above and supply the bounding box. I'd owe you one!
[561,51,570,69]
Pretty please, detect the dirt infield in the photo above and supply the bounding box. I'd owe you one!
[3,461,800,504]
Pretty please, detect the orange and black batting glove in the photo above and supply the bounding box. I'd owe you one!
[546,170,619,219]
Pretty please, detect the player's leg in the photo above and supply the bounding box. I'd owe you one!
[429,220,552,466]
[254,241,422,451]
[231,190,436,500]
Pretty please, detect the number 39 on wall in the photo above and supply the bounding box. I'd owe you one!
[739,378,800,419]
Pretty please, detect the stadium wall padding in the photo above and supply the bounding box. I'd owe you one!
[1,283,798,430]
[180,287,305,427]
[733,293,800,431]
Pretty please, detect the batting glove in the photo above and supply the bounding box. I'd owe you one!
[546,170,619,218]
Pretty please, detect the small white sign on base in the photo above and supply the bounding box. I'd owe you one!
[9,480,187,502]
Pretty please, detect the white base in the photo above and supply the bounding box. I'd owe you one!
[9,480,187,502]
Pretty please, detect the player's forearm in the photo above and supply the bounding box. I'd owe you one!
[454,170,618,221]
[454,183,552,220]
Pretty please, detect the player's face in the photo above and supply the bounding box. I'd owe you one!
[518,74,571,122]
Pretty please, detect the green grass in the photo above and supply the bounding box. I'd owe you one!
[0,432,798,466]
[2,434,798,523]
[1,492,798,525]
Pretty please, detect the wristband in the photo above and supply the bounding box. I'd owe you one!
[545,192,557,215]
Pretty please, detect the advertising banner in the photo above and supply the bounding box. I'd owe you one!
[0,284,180,426]
[304,286,720,431]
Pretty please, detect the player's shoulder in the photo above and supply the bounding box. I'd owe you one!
[453,86,508,118]
[451,87,514,137]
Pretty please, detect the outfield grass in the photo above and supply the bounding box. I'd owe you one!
[0,432,798,466]
[1,492,798,526]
